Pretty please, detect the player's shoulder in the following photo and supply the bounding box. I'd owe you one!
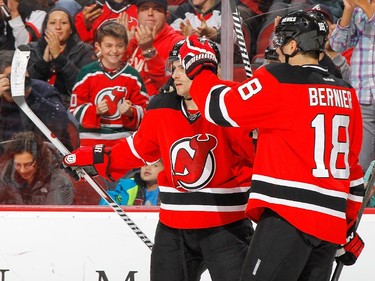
[262,63,352,88]
[146,91,181,111]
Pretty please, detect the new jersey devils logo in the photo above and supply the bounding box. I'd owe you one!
[95,86,127,120]
[170,134,217,191]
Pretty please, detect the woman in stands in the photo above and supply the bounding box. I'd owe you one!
[0,131,74,205]
[27,7,96,108]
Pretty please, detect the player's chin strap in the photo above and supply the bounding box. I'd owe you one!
[282,48,300,64]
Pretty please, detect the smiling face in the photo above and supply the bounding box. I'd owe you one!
[95,36,126,69]
[13,152,37,183]
[45,10,72,44]
[171,60,192,99]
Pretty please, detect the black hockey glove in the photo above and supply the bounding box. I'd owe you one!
[179,35,218,79]
[336,225,364,266]
[62,144,114,181]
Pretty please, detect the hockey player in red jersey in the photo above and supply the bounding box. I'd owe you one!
[63,39,255,281]
[178,10,365,281]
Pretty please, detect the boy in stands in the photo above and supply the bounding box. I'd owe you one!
[70,21,148,148]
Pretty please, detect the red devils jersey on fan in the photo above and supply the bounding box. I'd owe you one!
[190,64,364,245]
[70,61,148,147]
[124,24,185,96]
[106,92,254,229]
[75,3,138,44]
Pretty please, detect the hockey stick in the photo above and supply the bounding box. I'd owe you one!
[229,0,253,78]
[10,45,153,250]
[331,163,375,281]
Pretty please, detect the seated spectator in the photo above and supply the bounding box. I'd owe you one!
[70,21,148,148]
[123,0,185,96]
[0,131,74,205]
[75,0,138,44]
[2,0,53,47]
[99,160,164,206]
[28,7,96,108]
[0,50,71,150]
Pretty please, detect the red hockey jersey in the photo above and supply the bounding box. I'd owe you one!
[106,92,255,229]
[75,3,138,44]
[190,64,364,244]
[70,61,148,147]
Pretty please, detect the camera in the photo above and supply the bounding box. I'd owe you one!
[1,4,11,18]
[92,0,104,11]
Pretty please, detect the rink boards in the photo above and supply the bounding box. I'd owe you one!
[0,206,374,281]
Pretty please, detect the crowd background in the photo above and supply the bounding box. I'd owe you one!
[0,0,373,206]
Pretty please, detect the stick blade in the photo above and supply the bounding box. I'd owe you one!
[11,45,30,99]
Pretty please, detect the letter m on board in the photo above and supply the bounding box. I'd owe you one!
[97,270,138,281]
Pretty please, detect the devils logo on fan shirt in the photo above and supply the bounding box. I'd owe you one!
[95,86,127,119]
[170,134,217,191]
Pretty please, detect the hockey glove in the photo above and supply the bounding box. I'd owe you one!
[336,227,364,266]
[62,144,114,181]
[179,35,218,79]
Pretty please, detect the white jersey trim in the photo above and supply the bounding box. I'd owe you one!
[79,131,133,140]
[159,185,250,194]
[160,203,247,212]
[252,174,348,199]
[206,85,239,127]
[249,193,346,219]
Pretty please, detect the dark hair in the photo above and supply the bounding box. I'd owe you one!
[95,21,128,45]
[0,50,14,73]
[42,7,77,36]
[5,131,54,181]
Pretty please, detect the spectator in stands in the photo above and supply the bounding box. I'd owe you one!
[122,0,184,96]
[168,0,224,43]
[167,0,253,63]
[0,50,71,150]
[28,7,96,108]
[70,21,148,148]
[1,0,53,48]
[0,131,74,205]
[330,0,375,173]
[75,0,138,44]
[99,160,163,206]
[0,1,15,50]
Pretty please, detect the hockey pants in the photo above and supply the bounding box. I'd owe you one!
[151,218,254,281]
[240,209,338,281]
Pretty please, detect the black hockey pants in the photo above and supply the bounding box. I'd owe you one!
[240,209,338,281]
[151,218,254,281]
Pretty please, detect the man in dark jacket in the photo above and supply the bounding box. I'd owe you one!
[0,50,71,151]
